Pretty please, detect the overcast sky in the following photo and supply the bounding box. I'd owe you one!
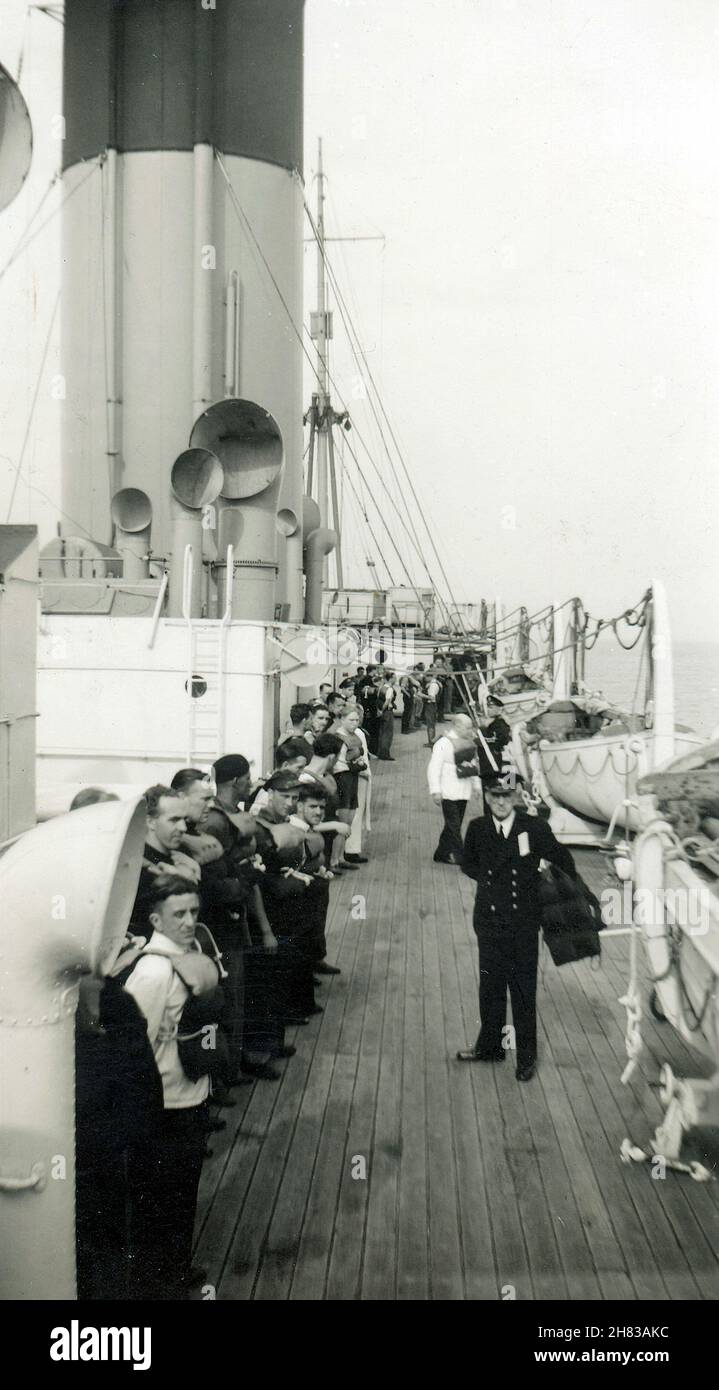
[2,0,718,639]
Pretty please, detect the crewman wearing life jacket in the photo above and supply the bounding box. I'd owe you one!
[123,874,218,1299]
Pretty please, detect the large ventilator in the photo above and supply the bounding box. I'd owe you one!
[190,398,284,619]
[111,487,153,581]
[301,494,336,625]
[168,447,224,617]
[0,63,32,213]
[0,797,146,1300]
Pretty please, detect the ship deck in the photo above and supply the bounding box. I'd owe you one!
[194,731,719,1301]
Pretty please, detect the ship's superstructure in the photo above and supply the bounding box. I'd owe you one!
[34,0,332,799]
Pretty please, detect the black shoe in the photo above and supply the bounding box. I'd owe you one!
[240,1059,280,1081]
[275,1044,297,1058]
[307,1003,323,1016]
[212,1089,237,1108]
[516,1063,536,1083]
[433,854,456,864]
[203,1145,213,1159]
[314,961,341,976]
[456,1048,505,1062]
[206,1116,227,1132]
[344,853,368,863]
[187,1266,208,1290]
[337,859,359,870]
[285,1014,310,1026]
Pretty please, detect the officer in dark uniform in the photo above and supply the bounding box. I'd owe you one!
[456,770,576,1081]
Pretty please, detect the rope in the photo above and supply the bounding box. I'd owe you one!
[4,287,61,522]
[542,738,647,783]
[580,591,651,652]
[14,2,31,83]
[649,914,718,1034]
[618,893,643,1083]
[301,184,468,636]
[631,823,719,1036]
[0,157,102,287]
[218,153,425,598]
[0,174,58,282]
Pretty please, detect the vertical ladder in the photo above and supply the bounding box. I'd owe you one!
[187,622,224,765]
[183,545,234,766]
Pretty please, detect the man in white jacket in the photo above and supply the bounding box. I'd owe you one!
[123,874,213,1299]
[427,713,482,864]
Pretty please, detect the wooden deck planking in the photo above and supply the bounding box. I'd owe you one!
[551,872,719,1286]
[433,865,513,1301]
[420,826,465,1299]
[436,834,572,1301]
[436,823,543,1299]
[543,953,706,1299]
[321,770,403,1300]
[360,762,414,1299]
[194,730,719,1300]
[396,796,431,1301]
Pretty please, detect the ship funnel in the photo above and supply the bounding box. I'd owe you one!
[190,399,284,620]
[0,796,146,1299]
[0,64,33,213]
[304,527,337,625]
[168,448,224,618]
[110,487,152,581]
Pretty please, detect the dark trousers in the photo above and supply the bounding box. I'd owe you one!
[276,934,316,1017]
[76,1151,132,1300]
[401,698,413,733]
[475,920,539,1069]
[297,879,330,963]
[366,713,380,755]
[425,703,437,744]
[378,708,394,757]
[243,944,284,1059]
[434,798,468,861]
[217,941,244,1079]
[139,1101,209,1300]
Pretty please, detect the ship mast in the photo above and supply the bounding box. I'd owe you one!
[307,138,344,588]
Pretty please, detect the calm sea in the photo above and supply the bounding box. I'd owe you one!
[584,637,719,739]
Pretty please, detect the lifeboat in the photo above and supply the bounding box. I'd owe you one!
[513,581,704,838]
[488,666,551,721]
[519,720,703,832]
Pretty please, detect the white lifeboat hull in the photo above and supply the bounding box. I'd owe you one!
[535,730,704,830]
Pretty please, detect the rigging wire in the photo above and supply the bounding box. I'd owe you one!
[302,184,471,637]
[303,192,451,607]
[216,152,425,596]
[314,225,428,540]
[15,2,32,83]
[5,286,61,522]
[301,175,445,590]
[324,181,396,500]
[0,157,102,287]
[0,173,59,285]
[31,4,65,23]
[340,464,396,587]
